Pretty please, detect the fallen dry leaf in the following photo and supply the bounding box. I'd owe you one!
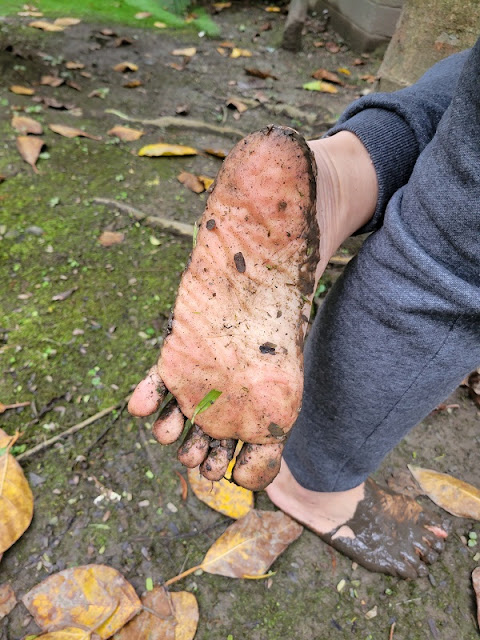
[199,175,214,190]
[0,583,17,620]
[123,79,142,88]
[265,5,281,11]
[113,61,138,72]
[303,80,338,94]
[0,429,34,556]
[114,36,133,47]
[99,231,125,247]
[9,85,35,95]
[11,115,43,135]
[51,287,77,302]
[226,96,248,113]
[409,465,480,519]
[175,103,189,115]
[326,42,340,53]
[38,96,76,110]
[204,147,228,159]
[188,467,253,518]
[361,74,377,84]
[202,509,302,578]
[33,628,93,639]
[28,20,64,31]
[167,62,186,71]
[135,11,151,19]
[213,2,232,11]
[230,48,252,58]
[54,17,81,26]
[65,61,85,70]
[114,587,198,640]
[138,143,198,157]
[22,565,142,638]
[353,57,365,66]
[154,21,167,28]
[171,47,196,57]
[107,125,144,141]
[49,124,101,140]
[18,10,43,16]
[311,68,343,85]
[16,136,44,173]
[41,77,64,90]
[472,567,480,628]
[245,67,278,80]
[176,470,188,501]
[67,80,82,91]
[177,171,205,194]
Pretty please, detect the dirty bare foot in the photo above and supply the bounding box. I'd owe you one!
[266,460,449,578]
[129,127,377,490]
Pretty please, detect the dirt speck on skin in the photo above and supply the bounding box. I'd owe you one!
[1,5,479,640]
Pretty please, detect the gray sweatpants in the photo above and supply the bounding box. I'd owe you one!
[284,38,480,492]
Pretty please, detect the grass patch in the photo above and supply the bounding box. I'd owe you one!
[2,0,220,36]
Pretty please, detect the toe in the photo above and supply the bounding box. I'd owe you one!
[398,551,427,579]
[200,439,236,481]
[152,402,185,444]
[128,366,166,417]
[177,424,211,468]
[233,442,283,491]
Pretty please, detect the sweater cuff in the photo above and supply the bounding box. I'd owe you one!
[326,108,419,234]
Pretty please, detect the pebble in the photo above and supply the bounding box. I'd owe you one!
[138,500,150,507]
[26,225,44,236]
[167,502,178,513]
[28,472,46,487]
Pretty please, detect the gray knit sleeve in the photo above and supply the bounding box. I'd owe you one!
[326,50,470,233]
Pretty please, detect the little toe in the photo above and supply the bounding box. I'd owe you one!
[177,424,211,468]
[200,438,236,481]
[152,402,185,445]
[129,366,166,417]
[233,442,283,491]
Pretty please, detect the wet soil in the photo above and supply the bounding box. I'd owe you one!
[1,5,480,640]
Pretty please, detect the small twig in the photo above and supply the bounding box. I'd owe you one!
[328,254,353,265]
[93,198,195,237]
[105,108,245,138]
[389,621,396,640]
[0,401,30,414]
[83,398,129,457]
[17,405,119,461]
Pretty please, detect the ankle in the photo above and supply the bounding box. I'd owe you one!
[307,131,378,272]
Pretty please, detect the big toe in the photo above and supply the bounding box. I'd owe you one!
[233,442,283,491]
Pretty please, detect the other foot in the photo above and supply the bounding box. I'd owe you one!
[266,460,449,578]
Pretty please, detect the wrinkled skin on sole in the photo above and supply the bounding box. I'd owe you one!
[321,479,449,579]
[129,125,319,490]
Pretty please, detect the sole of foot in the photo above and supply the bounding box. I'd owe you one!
[129,125,319,490]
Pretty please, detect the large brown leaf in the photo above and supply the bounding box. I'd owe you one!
[22,565,141,638]
[0,429,34,556]
[0,583,17,620]
[16,136,44,173]
[201,509,303,578]
[187,467,253,519]
[114,587,198,640]
[11,116,43,135]
[107,126,144,142]
[49,124,101,140]
[409,465,480,519]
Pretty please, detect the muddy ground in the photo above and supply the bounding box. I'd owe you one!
[1,4,480,639]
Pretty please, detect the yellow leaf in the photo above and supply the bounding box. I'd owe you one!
[230,48,252,58]
[113,587,198,640]
[265,6,281,11]
[188,467,253,518]
[34,628,91,640]
[171,47,196,57]
[302,80,338,93]
[107,126,144,142]
[22,565,142,639]
[28,20,65,31]
[11,116,43,135]
[337,67,351,75]
[16,136,44,173]
[9,85,35,96]
[154,21,167,28]
[53,17,81,26]
[198,175,214,190]
[408,465,480,519]
[113,61,138,72]
[201,509,303,578]
[49,124,101,140]
[138,143,198,157]
[0,429,34,555]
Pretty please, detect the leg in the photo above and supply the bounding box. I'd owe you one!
[268,39,480,577]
